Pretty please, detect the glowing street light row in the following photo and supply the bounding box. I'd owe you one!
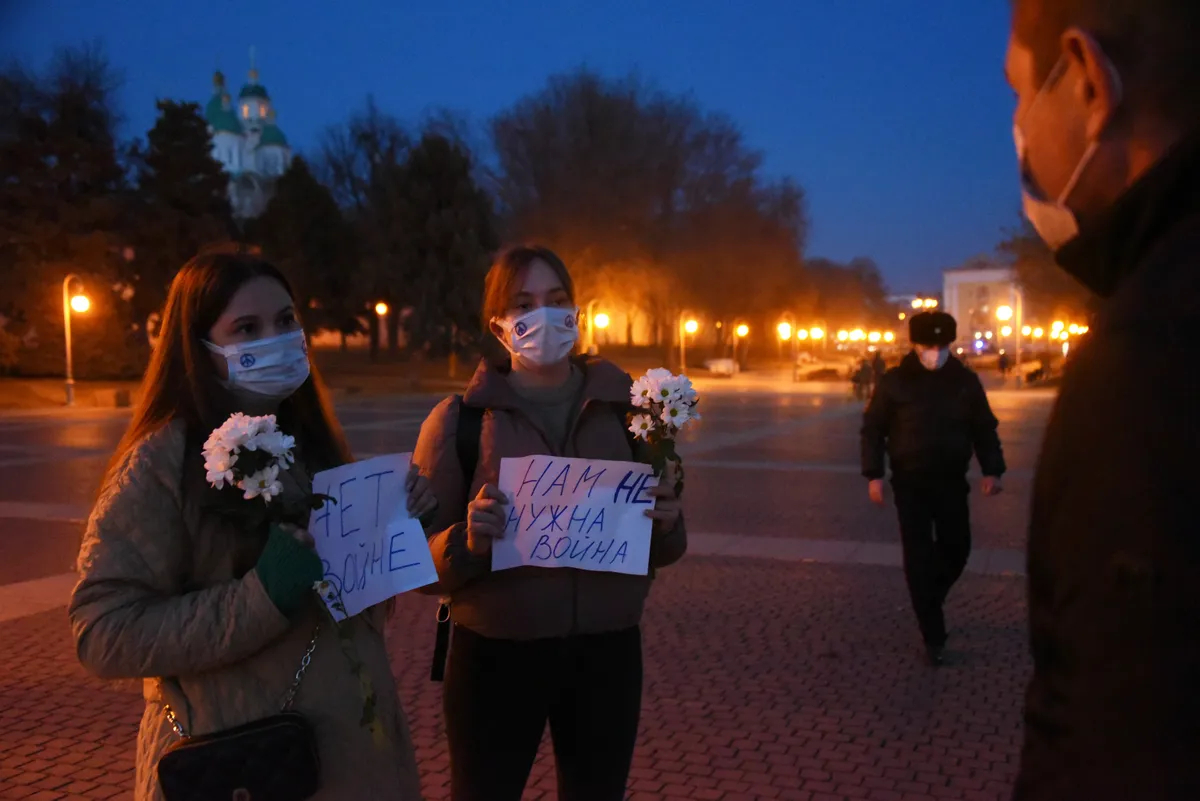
[776,323,823,341]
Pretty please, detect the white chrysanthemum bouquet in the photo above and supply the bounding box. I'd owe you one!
[628,368,700,495]
[203,413,297,504]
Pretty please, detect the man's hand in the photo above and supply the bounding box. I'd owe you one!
[982,476,1003,496]
[868,479,886,506]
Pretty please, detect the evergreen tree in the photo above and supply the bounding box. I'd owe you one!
[393,133,498,353]
[254,157,363,343]
[129,99,233,325]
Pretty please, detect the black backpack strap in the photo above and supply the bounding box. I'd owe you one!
[455,396,484,489]
[432,396,484,683]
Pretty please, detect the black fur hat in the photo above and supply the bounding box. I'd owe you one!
[909,311,956,346]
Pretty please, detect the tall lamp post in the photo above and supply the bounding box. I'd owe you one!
[733,322,750,366]
[678,311,699,372]
[997,290,1025,382]
[583,299,610,355]
[62,275,90,406]
[777,316,794,362]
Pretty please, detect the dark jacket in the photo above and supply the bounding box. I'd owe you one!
[1015,135,1200,801]
[860,352,1005,481]
[413,357,687,641]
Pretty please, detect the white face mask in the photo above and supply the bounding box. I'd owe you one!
[495,306,579,367]
[204,329,311,400]
[919,347,949,371]
[1014,54,1123,251]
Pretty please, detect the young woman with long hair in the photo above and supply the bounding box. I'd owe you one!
[69,247,431,801]
[413,245,688,801]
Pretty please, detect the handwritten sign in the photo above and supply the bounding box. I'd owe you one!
[307,453,437,619]
[492,455,657,576]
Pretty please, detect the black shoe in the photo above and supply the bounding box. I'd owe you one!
[925,643,946,667]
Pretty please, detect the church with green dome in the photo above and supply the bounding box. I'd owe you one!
[204,52,292,220]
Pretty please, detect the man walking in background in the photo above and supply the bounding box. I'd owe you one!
[861,311,1005,666]
[1006,1,1200,797]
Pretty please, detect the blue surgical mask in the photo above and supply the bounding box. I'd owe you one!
[495,306,579,367]
[204,330,310,400]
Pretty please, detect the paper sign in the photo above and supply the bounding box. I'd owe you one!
[492,455,658,576]
[307,453,438,619]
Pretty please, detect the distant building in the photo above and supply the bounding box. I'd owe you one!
[204,53,292,221]
[943,259,1021,351]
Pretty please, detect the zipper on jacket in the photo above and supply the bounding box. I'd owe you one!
[506,400,592,636]
[565,399,594,637]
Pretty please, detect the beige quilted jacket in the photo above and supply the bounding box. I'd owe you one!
[69,419,423,800]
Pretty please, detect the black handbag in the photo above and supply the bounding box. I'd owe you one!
[156,626,321,801]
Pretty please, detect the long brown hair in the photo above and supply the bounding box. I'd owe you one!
[106,247,352,485]
[481,244,575,326]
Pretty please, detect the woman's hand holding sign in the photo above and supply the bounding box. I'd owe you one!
[645,461,682,534]
[466,483,508,555]
[406,463,439,523]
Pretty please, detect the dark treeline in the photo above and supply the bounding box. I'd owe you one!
[0,44,893,378]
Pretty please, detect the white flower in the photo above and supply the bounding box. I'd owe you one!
[202,413,295,496]
[630,376,658,408]
[644,368,673,382]
[671,375,698,404]
[660,401,694,429]
[249,429,296,464]
[240,464,283,503]
[629,414,655,441]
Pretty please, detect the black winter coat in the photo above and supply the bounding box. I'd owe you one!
[1015,135,1200,800]
[860,352,1005,482]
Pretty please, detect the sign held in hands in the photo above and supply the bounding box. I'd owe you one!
[492,455,658,576]
[308,453,437,620]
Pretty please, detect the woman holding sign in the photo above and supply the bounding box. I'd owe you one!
[415,244,687,801]
[69,246,431,801]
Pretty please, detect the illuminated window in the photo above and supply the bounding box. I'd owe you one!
[242,104,250,117]
[259,104,267,116]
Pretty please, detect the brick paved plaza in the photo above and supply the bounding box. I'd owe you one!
[0,381,1052,800]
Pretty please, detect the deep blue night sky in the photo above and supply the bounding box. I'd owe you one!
[1,0,1020,293]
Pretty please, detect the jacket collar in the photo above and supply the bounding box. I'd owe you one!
[462,355,632,410]
[1056,130,1200,298]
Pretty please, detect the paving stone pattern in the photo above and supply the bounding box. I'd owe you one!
[1,557,1030,801]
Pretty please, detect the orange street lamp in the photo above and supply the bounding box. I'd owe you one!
[62,274,90,406]
[735,323,749,338]
[883,331,895,343]
[923,298,938,309]
[374,301,389,317]
[678,312,700,372]
[911,298,923,309]
[868,331,882,343]
[837,330,849,342]
[776,321,792,341]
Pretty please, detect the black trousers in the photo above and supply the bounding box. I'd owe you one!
[892,477,972,647]
[443,624,643,801]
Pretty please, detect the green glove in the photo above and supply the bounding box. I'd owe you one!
[255,525,324,617]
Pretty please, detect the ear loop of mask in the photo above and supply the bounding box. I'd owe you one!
[1019,43,1125,206]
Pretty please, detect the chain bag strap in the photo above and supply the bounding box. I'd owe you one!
[156,625,322,801]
